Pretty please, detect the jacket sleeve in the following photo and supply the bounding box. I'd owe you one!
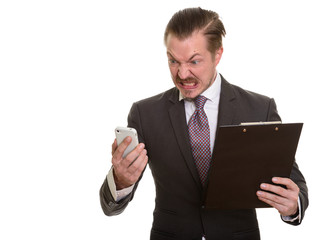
[285,161,309,225]
[268,98,309,225]
[99,172,143,216]
[99,102,146,216]
[99,176,134,216]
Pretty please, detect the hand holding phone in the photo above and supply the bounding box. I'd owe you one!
[115,127,139,158]
[112,127,147,190]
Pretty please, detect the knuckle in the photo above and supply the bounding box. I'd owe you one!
[122,156,130,164]
[128,175,136,184]
[292,194,299,203]
[111,156,117,165]
[273,194,281,203]
[118,140,129,151]
[130,163,138,172]
[127,151,138,161]
[288,203,295,211]
[278,187,286,196]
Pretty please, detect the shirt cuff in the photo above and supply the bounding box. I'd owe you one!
[106,167,135,202]
[281,196,301,223]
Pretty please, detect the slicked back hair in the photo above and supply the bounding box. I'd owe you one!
[164,7,226,54]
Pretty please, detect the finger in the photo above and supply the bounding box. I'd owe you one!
[126,149,148,174]
[256,189,290,212]
[111,139,117,155]
[126,152,149,184]
[272,179,300,207]
[260,180,299,204]
[119,143,145,168]
[115,150,148,187]
[257,194,286,212]
[260,183,287,198]
[112,136,132,164]
[257,192,298,216]
[272,177,299,192]
[257,189,286,205]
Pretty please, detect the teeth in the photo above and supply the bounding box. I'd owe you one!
[182,82,195,86]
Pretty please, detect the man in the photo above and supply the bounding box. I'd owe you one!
[100,7,308,240]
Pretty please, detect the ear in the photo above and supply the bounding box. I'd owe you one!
[214,47,223,66]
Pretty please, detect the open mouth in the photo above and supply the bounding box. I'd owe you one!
[179,80,198,89]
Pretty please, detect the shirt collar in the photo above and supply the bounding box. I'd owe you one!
[179,72,221,102]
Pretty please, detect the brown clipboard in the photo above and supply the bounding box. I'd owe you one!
[205,122,303,209]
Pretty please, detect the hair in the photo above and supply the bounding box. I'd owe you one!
[164,7,226,54]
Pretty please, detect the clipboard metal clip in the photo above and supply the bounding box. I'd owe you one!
[240,121,282,126]
[240,121,282,133]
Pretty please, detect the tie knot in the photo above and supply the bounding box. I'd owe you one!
[194,95,207,109]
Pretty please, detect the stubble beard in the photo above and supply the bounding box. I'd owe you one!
[177,74,215,101]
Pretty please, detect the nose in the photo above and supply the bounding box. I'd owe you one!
[178,63,191,79]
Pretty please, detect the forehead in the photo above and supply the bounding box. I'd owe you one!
[166,31,209,60]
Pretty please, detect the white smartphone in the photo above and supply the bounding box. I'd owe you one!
[115,127,139,158]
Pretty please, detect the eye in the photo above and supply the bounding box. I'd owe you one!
[169,59,178,65]
[190,60,199,65]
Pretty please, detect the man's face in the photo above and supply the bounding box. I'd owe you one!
[166,31,223,100]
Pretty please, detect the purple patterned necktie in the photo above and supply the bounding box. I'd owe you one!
[188,95,212,185]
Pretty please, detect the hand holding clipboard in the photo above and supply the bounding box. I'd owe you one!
[205,122,303,212]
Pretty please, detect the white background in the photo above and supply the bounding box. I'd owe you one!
[0,0,319,239]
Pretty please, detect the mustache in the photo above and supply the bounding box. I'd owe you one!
[176,76,198,82]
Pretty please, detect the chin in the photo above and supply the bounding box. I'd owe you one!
[180,90,201,100]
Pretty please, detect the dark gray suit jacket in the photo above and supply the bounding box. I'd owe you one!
[100,76,308,240]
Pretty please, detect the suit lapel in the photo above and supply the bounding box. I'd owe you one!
[168,90,203,189]
[203,76,238,191]
[217,76,237,127]
[167,77,238,190]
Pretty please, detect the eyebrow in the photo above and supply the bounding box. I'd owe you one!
[188,53,201,61]
[167,52,201,62]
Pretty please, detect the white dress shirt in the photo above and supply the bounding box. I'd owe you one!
[181,73,221,154]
